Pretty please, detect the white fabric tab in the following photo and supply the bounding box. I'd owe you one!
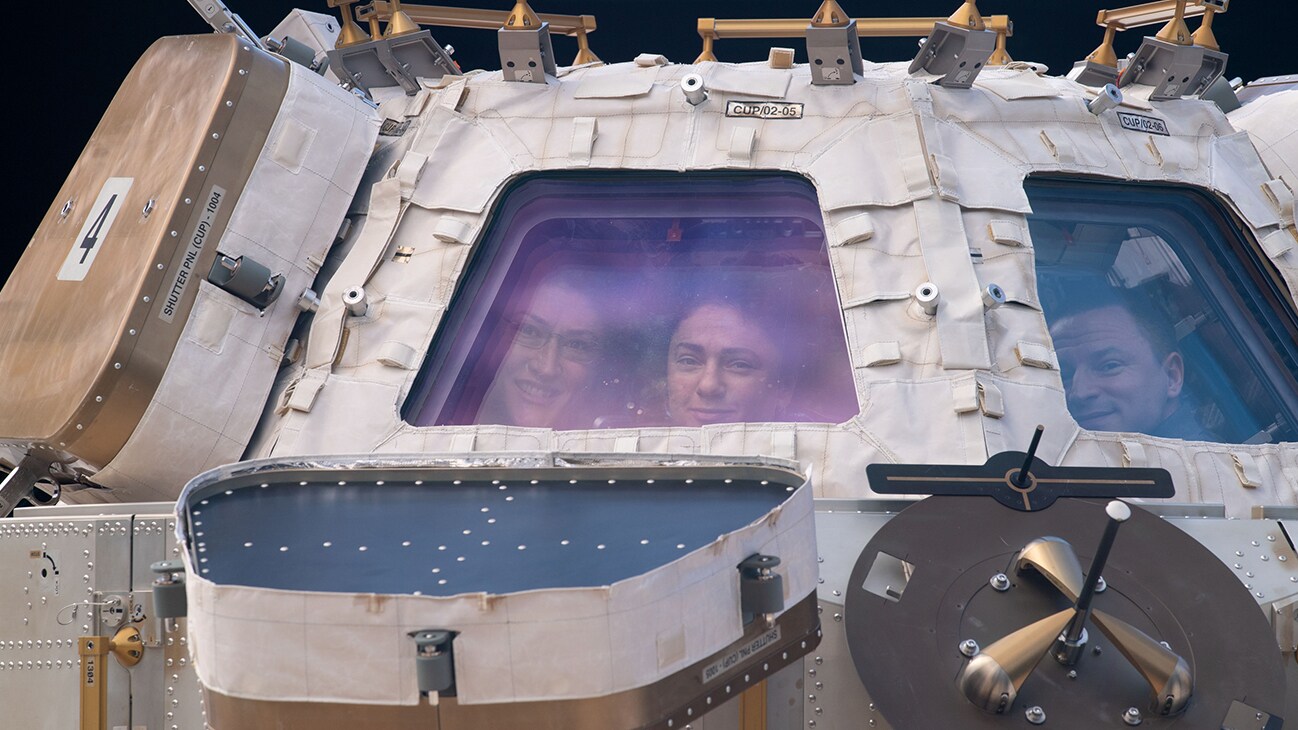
[284,371,327,413]
[1120,440,1146,468]
[432,217,474,245]
[928,153,958,198]
[436,78,469,111]
[270,118,317,174]
[861,341,901,367]
[831,210,874,247]
[1261,228,1297,259]
[1014,341,1058,370]
[952,380,979,414]
[706,65,791,98]
[1263,179,1296,222]
[377,341,420,370]
[978,381,1004,418]
[396,151,428,199]
[613,435,639,453]
[1231,452,1263,489]
[570,117,598,164]
[770,430,796,460]
[987,219,1025,247]
[1038,130,1075,165]
[449,432,476,453]
[573,67,656,99]
[634,53,668,67]
[729,126,756,162]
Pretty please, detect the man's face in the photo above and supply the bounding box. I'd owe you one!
[667,304,788,427]
[1051,305,1184,434]
[482,284,601,428]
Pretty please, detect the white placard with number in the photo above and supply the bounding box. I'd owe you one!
[57,177,133,281]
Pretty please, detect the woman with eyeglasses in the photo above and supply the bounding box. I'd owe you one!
[476,270,606,429]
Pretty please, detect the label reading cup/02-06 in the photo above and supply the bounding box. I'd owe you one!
[57,177,134,281]
[725,101,805,120]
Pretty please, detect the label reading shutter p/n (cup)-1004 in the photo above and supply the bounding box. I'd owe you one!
[160,185,226,323]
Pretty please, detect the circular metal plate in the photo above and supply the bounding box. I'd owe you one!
[844,497,1285,728]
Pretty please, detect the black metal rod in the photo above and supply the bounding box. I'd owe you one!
[1014,425,1045,488]
[1065,502,1128,643]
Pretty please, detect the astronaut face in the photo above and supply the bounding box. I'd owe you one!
[666,303,789,427]
[1052,305,1184,434]
[480,283,602,428]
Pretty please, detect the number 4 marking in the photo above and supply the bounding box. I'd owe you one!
[58,177,133,282]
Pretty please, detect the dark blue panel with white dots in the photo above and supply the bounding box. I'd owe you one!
[185,471,795,597]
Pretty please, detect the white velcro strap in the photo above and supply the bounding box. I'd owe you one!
[570,117,598,164]
[634,53,668,67]
[1120,440,1146,468]
[770,430,796,460]
[861,341,901,367]
[377,341,420,370]
[433,217,474,245]
[449,432,476,453]
[1231,452,1263,489]
[987,219,1025,247]
[1260,228,1297,258]
[730,127,756,161]
[613,435,639,453]
[1039,130,1075,165]
[928,153,958,197]
[952,379,979,414]
[831,210,875,247]
[284,371,328,414]
[978,381,1004,418]
[1263,179,1296,223]
[1015,341,1058,370]
[396,151,428,199]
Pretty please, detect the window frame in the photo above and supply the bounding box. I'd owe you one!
[1025,175,1298,443]
[400,170,858,429]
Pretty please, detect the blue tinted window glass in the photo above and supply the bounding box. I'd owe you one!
[1026,178,1298,444]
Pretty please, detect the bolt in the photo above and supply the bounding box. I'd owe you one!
[1095,576,1107,593]
[1067,670,1078,679]
[990,573,1010,591]
[1025,706,1046,725]
[959,639,980,657]
[1123,706,1142,725]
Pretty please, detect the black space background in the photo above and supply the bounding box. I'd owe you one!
[1,1,1291,282]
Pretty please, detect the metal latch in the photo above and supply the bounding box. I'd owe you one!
[411,629,457,698]
[208,253,285,310]
[739,554,784,625]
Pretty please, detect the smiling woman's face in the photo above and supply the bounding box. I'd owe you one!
[479,283,601,428]
[666,303,788,427]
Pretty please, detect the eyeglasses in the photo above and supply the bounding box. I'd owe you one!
[504,316,602,363]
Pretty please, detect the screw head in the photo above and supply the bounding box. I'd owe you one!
[990,573,1011,591]
[959,639,980,657]
[1095,576,1107,593]
[1025,706,1046,725]
[1123,707,1142,725]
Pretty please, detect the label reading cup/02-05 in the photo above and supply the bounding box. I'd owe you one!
[725,101,805,119]
[1116,112,1170,136]
[57,177,134,281]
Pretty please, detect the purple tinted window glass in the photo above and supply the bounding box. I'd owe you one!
[404,175,859,430]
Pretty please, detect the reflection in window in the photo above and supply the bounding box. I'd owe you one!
[404,175,858,430]
[1026,178,1298,444]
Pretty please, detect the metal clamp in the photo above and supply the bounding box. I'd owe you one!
[207,253,285,310]
[410,629,457,696]
[151,560,188,632]
[739,554,784,624]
